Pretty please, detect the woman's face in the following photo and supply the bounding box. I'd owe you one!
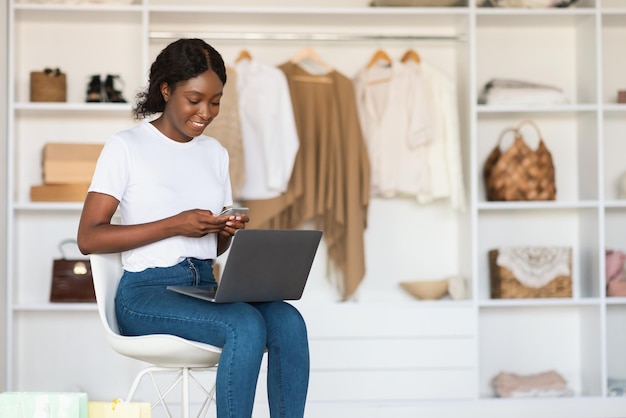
[158,70,224,143]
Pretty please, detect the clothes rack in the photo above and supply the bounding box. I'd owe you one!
[149,31,465,42]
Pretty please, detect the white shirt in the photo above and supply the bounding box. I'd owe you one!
[353,61,434,198]
[408,61,466,211]
[234,58,300,200]
[89,122,234,271]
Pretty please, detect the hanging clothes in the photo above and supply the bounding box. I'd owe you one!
[233,58,300,200]
[203,65,246,195]
[243,62,371,301]
[406,61,466,211]
[353,60,434,199]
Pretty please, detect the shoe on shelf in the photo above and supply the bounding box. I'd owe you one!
[104,74,127,103]
[86,75,102,103]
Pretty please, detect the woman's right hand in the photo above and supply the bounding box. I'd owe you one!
[176,209,228,237]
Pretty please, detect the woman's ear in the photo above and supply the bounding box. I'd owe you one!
[160,82,170,103]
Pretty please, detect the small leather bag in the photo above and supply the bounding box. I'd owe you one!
[483,119,557,201]
[50,239,96,303]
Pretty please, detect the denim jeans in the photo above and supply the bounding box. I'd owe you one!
[115,257,310,418]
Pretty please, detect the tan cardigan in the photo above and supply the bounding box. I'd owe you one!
[242,62,370,300]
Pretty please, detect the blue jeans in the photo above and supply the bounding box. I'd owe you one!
[115,257,310,418]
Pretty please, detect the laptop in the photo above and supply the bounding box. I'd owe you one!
[167,229,322,303]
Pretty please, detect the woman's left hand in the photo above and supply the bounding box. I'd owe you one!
[218,213,249,238]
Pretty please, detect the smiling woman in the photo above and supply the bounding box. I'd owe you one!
[76,38,311,418]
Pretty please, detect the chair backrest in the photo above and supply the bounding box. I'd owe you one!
[90,253,124,335]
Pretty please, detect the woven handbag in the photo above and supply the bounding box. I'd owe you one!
[483,119,556,201]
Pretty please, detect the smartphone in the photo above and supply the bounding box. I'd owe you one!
[219,207,249,216]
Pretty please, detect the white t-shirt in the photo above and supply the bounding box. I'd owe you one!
[89,122,234,272]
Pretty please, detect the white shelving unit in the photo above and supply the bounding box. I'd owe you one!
[5,0,626,416]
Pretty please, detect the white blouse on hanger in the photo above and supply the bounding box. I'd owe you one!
[234,58,300,200]
[353,61,434,199]
[406,61,466,211]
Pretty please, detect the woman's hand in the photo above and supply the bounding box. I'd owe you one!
[218,213,249,238]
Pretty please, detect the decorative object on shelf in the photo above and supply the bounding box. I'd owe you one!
[608,378,626,397]
[30,67,66,102]
[85,74,127,103]
[0,392,88,418]
[369,0,463,6]
[489,247,572,299]
[86,75,103,102]
[50,239,96,303]
[399,279,449,300]
[477,0,576,7]
[483,119,556,201]
[492,370,574,398]
[605,249,626,297]
[88,399,151,418]
[618,90,626,104]
[478,78,568,105]
[104,74,127,103]
[447,275,467,300]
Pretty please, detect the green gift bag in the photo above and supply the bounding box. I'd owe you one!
[0,392,88,418]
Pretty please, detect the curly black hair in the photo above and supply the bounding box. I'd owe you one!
[132,38,227,120]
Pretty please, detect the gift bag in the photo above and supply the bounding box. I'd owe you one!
[483,119,556,201]
[0,392,88,418]
[50,239,96,303]
[30,68,67,102]
[88,400,151,418]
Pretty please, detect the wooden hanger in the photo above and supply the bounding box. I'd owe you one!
[400,48,421,64]
[290,47,333,73]
[366,49,393,69]
[235,49,252,62]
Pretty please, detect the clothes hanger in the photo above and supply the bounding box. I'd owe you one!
[235,49,252,62]
[290,47,334,73]
[366,48,393,69]
[400,48,421,64]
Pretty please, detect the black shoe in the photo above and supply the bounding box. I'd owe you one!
[103,74,127,103]
[86,75,102,103]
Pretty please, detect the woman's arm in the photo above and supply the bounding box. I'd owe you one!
[77,191,244,255]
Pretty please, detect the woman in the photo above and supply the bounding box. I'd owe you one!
[77,38,310,418]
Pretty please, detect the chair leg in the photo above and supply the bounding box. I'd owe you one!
[182,368,189,418]
[125,366,217,418]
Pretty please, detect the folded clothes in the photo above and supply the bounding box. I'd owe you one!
[608,378,626,397]
[492,370,573,398]
[479,78,569,105]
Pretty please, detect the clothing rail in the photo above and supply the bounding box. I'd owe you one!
[149,31,465,42]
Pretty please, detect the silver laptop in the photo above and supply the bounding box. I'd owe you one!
[167,229,322,303]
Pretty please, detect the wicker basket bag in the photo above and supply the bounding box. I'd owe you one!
[483,119,556,201]
[489,247,572,299]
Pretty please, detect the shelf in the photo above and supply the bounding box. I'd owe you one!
[13,303,97,312]
[479,297,601,308]
[12,202,84,211]
[476,104,598,114]
[14,102,133,112]
[476,201,600,210]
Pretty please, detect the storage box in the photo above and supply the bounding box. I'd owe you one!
[30,70,67,102]
[30,183,90,202]
[43,143,103,184]
[489,247,572,298]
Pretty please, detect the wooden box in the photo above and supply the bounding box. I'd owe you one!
[489,247,572,299]
[43,143,103,184]
[30,183,90,202]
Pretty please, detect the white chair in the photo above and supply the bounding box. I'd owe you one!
[90,253,223,418]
